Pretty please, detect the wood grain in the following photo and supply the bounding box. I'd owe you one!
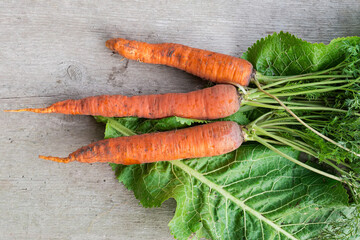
[0,1,359,239]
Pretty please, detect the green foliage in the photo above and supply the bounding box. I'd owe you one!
[242,32,360,198]
[313,115,360,165]
[105,117,356,240]
[95,115,205,137]
[343,42,360,78]
[218,110,250,125]
[242,31,360,76]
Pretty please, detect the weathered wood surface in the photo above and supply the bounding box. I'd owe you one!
[0,1,359,239]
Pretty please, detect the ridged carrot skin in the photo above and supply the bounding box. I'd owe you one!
[5,84,240,120]
[39,121,243,165]
[106,38,254,87]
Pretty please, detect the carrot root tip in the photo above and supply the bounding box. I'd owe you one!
[4,108,52,113]
[39,155,72,163]
[4,109,29,112]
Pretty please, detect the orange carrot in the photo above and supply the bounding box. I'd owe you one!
[39,121,243,165]
[106,38,254,87]
[5,84,240,120]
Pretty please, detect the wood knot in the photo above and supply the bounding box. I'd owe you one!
[66,64,83,81]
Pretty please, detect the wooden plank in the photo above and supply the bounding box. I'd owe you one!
[0,0,359,239]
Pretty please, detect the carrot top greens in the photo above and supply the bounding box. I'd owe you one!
[96,32,360,239]
[238,33,360,204]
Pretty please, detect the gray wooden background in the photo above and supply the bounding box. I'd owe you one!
[1,1,359,239]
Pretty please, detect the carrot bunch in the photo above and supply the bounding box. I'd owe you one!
[5,38,258,164]
[5,37,359,187]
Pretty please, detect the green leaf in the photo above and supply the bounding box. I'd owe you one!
[105,119,356,240]
[242,32,360,76]
[95,115,205,138]
[218,110,250,125]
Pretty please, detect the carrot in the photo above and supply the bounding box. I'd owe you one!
[106,38,254,87]
[39,121,243,165]
[5,84,240,120]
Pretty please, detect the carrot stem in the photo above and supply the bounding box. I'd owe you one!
[253,136,343,182]
[106,118,137,136]
[253,79,360,158]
